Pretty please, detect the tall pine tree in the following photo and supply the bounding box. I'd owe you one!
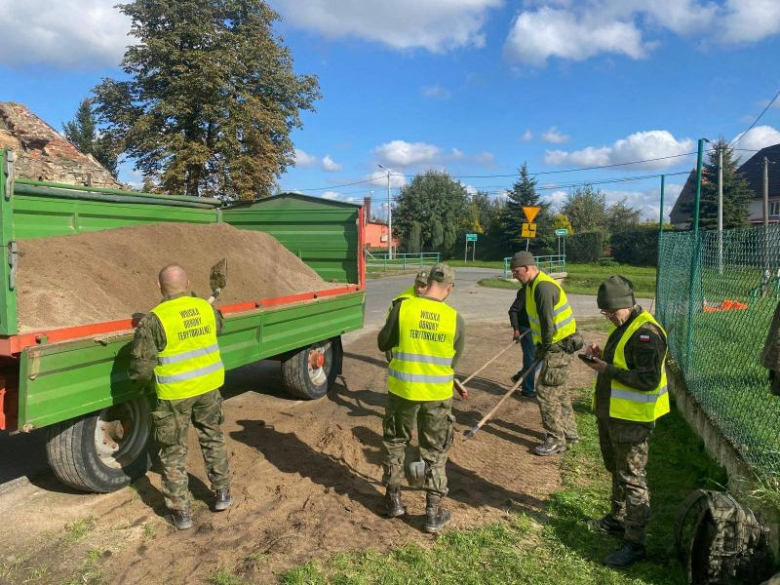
[63,98,119,177]
[500,163,554,253]
[685,139,753,230]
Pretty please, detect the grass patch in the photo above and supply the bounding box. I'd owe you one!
[447,260,505,269]
[209,568,250,585]
[63,516,96,543]
[279,391,725,585]
[478,263,656,297]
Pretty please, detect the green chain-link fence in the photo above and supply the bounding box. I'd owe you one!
[657,224,780,476]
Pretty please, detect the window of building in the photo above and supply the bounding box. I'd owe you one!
[770,201,780,217]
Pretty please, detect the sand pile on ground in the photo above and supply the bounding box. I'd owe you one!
[17,222,341,332]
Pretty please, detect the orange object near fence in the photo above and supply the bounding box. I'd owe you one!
[703,299,749,312]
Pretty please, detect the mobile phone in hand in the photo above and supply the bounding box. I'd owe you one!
[578,353,597,363]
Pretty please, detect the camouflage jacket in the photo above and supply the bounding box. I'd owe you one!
[594,306,666,423]
[127,293,225,386]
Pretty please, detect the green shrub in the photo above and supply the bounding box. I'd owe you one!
[610,226,660,266]
[565,231,605,263]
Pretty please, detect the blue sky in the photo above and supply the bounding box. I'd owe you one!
[1,0,780,222]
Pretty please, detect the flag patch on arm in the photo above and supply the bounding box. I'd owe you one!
[639,334,651,342]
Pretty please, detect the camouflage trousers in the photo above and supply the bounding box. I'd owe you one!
[597,418,653,544]
[151,389,230,512]
[382,392,455,497]
[535,351,578,443]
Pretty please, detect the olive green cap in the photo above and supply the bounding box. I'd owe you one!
[510,251,535,268]
[428,263,455,285]
[597,275,636,310]
[414,270,429,286]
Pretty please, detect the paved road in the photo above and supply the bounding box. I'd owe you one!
[1,267,646,492]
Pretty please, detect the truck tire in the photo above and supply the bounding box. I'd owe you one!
[45,396,155,493]
[281,337,343,400]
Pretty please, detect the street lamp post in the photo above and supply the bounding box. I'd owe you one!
[378,165,392,259]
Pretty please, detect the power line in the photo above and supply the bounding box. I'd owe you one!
[731,88,780,147]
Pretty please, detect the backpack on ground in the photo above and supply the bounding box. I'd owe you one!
[674,489,773,584]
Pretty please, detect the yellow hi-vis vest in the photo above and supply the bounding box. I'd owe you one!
[388,296,457,402]
[597,311,670,423]
[525,271,576,345]
[151,296,225,401]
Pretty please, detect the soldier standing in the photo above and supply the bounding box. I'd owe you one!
[377,263,465,533]
[384,271,429,362]
[128,264,232,530]
[582,276,669,567]
[508,273,540,398]
[511,251,580,455]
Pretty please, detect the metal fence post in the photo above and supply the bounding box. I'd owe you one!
[685,139,706,369]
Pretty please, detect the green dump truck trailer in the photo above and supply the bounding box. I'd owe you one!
[0,149,366,493]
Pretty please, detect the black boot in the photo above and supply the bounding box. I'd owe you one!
[167,509,192,530]
[214,489,233,512]
[533,437,567,456]
[385,487,406,518]
[510,371,522,384]
[587,514,624,536]
[604,541,646,567]
[424,494,452,534]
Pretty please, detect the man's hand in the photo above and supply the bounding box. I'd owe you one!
[583,356,608,373]
[513,329,521,343]
[586,343,602,359]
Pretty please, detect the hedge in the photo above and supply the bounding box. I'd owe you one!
[610,227,660,266]
[565,231,606,263]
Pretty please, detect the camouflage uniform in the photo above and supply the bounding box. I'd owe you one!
[536,348,579,442]
[382,393,454,496]
[128,293,229,512]
[594,306,666,545]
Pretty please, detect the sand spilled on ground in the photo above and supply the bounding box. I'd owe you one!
[17,222,340,332]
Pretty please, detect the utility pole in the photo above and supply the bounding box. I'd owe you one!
[765,157,770,276]
[378,165,393,259]
[718,147,723,275]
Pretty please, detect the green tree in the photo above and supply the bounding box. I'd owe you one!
[394,171,469,256]
[407,222,422,254]
[606,197,641,233]
[552,213,574,234]
[62,98,118,177]
[684,139,753,230]
[500,162,554,252]
[562,184,607,233]
[93,0,320,199]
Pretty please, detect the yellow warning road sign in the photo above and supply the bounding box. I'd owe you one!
[521,223,537,238]
[522,206,540,223]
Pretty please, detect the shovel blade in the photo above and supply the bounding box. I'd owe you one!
[209,258,228,291]
[463,425,479,440]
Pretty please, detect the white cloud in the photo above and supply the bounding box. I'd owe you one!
[502,0,780,66]
[422,85,452,99]
[732,125,780,152]
[521,130,534,142]
[321,191,342,200]
[370,169,407,189]
[294,148,319,168]
[321,155,343,172]
[0,0,131,68]
[540,126,571,144]
[545,130,694,170]
[373,140,442,167]
[601,183,684,221]
[542,190,568,210]
[504,7,653,66]
[373,139,495,169]
[272,0,503,53]
[720,0,780,44]
[464,184,479,196]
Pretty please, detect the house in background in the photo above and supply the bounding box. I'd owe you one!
[362,196,399,252]
[670,143,780,229]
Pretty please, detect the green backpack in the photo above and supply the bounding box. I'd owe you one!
[674,490,773,585]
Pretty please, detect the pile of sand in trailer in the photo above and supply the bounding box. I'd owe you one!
[16,222,343,332]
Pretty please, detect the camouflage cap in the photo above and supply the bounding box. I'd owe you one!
[510,251,535,268]
[414,270,429,286]
[597,275,636,310]
[428,263,455,285]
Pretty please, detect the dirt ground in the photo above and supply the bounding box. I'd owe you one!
[17,222,337,332]
[0,321,603,585]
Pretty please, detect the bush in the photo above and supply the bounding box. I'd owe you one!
[565,231,606,263]
[610,226,660,266]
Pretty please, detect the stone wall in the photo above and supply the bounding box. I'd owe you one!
[0,102,122,189]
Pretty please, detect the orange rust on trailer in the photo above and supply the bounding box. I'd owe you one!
[0,285,363,357]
